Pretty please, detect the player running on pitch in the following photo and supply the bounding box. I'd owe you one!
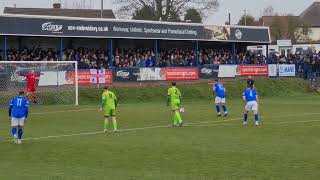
[20,69,42,103]
[9,91,29,144]
[167,82,183,127]
[99,85,118,132]
[213,79,228,117]
[242,85,260,126]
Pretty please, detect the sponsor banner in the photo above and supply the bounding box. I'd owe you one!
[279,64,296,77]
[277,40,292,47]
[268,64,278,77]
[113,68,139,82]
[38,71,74,86]
[165,68,199,80]
[38,71,66,86]
[76,69,112,84]
[229,27,270,43]
[218,65,236,78]
[237,65,268,76]
[0,15,270,43]
[137,68,166,81]
[199,66,219,78]
[9,68,37,88]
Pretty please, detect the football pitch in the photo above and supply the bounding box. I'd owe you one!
[1,96,320,180]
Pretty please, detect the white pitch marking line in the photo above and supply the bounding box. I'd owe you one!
[32,109,97,115]
[30,106,164,115]
[1,113,320,142]
[265,119,320,125]
[192,119,320,127]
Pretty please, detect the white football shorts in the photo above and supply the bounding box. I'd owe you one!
[215,97,226,104]
[11,117,25,126]
[245,101,258,112]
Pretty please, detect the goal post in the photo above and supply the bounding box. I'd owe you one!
[0,61,79,106]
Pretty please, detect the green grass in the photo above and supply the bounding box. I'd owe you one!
[1,95,320,180]
[79,78,316,104]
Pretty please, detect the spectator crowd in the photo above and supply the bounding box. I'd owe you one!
[269,52,320,80]
[1,47,319,79]
[0,47,259,67]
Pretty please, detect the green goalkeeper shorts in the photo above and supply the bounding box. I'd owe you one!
[104,108,116,117]
[171,102,180,111]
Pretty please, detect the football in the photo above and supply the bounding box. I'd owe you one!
[179,108,185,113]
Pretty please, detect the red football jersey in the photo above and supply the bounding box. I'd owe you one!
[21,73,41,88]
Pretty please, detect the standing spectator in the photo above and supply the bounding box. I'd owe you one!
[311,59,317,81]
[303,59,309,80]
[145,56,153,67]
[247,76,254,88]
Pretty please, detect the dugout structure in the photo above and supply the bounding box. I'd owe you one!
[0,14,271,65]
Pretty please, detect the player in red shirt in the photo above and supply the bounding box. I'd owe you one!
[20,69,42,103]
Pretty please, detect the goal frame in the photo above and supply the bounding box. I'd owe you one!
[0,61,79,105]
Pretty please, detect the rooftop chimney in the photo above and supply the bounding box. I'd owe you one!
[53,3,61,9]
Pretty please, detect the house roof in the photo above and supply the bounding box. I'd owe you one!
[4,7,115,19]
[300,1,320,27]
[259,16,299,27]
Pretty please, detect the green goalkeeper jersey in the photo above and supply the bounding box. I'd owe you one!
[168,86,182,104]
[102,90,117,110]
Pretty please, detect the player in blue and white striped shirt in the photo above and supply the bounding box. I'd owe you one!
[8,91,29,144]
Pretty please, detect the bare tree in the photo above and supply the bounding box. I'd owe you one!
[263,6,274,16]
[113,0,219,21]
[270,14,311,43]
[238,14,258,26]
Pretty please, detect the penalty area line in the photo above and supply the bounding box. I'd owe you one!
[191,119,320,128]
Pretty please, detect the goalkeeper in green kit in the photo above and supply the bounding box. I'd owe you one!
[167,82,183,127]
[99,85,118,132]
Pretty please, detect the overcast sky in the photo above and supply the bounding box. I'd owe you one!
[0,0,316,25]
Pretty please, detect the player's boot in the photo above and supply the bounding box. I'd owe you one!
[224,113,228,117]
[217,113,222,117]
[103,129,108,133]
[243,121,247,125]
[255,121,259,126]
[179,121,184,127]
[17,139,22,144]
[13,134,18,144]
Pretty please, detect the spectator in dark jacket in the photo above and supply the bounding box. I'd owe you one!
[247,76,254,88]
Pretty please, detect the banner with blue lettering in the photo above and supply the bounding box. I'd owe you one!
[279,64,296,77]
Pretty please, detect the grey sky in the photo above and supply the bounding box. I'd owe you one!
[0,0,315,25]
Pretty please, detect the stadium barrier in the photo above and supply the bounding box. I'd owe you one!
[4,65,297,88]
[113,68,140,82]
[199,66,219,78]
[73,64,297,84]
[278,64,296,77]
[76,69,113,84]
[268,64,278,77]
[236,65,268,76]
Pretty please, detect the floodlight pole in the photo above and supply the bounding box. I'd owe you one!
[100,0,103,18]
[244,9,247,26]
[3,35,7,61]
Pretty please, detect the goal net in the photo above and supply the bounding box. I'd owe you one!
[0,61,78,106]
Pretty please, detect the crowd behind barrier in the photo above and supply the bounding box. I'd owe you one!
[1,47,320,80]
[1,47,264,67]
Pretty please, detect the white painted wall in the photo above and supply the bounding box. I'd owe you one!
[308,27,320,42]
